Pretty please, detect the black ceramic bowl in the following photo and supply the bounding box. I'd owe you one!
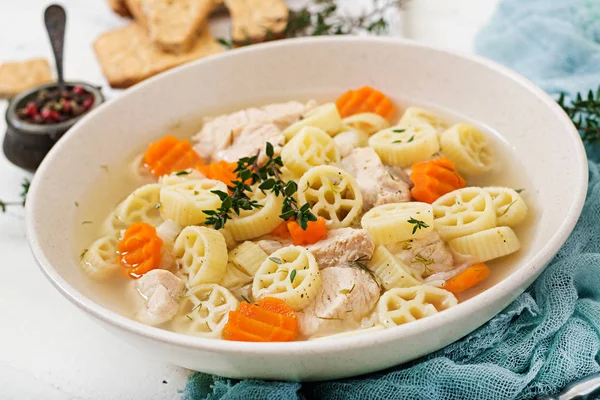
[3,81,104,172]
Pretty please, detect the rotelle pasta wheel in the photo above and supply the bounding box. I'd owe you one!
[432,187,497,241]
[114,183,163,227]
[80,235,120,281]
[283,103,343,140]
[159,179,227,227]
[378,285,457,327]
[368,123,439,167]
[297,165,363,229]
[368,245,422,290]
[483,187,528,227]
[342,112,390,135]
[252,246,321,311]
[398,107,449,135]
[226,189,284,241]
[172,284,239,338]
[361,202,434,245]
[173,226,228,286]
[449,226,521,262]
[440,123,494,175]
[281,127,340,176]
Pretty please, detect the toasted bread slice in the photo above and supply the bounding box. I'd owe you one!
[144,0,219,53]
[0,58,53,98]
[224,0,288,44]
[106,0,131,17]
[93,23,222,88]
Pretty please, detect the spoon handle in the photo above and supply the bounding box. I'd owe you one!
[44,4,67,93]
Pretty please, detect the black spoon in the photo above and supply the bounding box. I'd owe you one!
[44,4,67,93]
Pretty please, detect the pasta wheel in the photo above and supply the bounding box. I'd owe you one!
[80,235,120,281]
[173,226,228,286]
[220,262,252,291]
[228,241,268,276]
[342,112,390,135]
[297,165,363,229]
[100,210,128,237]
[368,246,422,290]
[283,103,343,140]
[159,169,206,186]
[226,189,284,241]
[448,226,521,262]
[432,187,497,241]
[219,228,237,250]
[115,184,163,227]
[399,107,449,135]
[281,127,340,176]
[440,123,494,175]
[252,246,321,311]
[172,284,239,338]
[378,285,457,327]
[369,124,439,167]
[361,202,434,245]
[483,187,528,227]
[160,179,227,227]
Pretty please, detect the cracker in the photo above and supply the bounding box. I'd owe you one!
[144,0,219,53]
[124,0,147,27]
[93,23,223,88]
[224,0,288,44]
[106,0,131,17]
[0,58,53,99]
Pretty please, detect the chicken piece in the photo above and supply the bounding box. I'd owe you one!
[306,228,375,269]
[386,231,454,276]
[341,148,411,210]
[298,266,380,338]
[214,122,285,163]
[256,236,293,254]
[192,101,315,161]
[136,269,185,326]
[333,130,369,158]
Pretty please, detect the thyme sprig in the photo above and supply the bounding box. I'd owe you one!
[0,178,31,213]
[202,143,317,230]
[558,87,600,144]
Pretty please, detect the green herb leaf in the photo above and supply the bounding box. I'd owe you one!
[175,170,190,176]
[81,221,93,225]
[290,269,297,283]
[241,295,251,303]
[407,217,429,234]
[392,129,406,133]
[515,188,525,194]
[339,283,355,295]
[407,135,415,143]
[80,249,88,260]
[269,257,283,264]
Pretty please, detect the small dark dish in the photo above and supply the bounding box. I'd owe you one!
[3,81,103,172]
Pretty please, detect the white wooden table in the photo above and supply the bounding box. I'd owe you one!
[0,1,498,398]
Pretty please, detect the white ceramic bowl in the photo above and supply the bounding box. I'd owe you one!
[27,37,587,381]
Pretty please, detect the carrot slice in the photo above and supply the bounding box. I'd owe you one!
[223,297,298,342]
[118,222,163,278]
[410,158,467,203]
[287,217,328,246]
[443,263,490,294]
[196,160,239,188]
[335,86,396,120]
[271,222,290,238]
[144,135,204,178]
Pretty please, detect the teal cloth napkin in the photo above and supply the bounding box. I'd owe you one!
[183,1,600,398]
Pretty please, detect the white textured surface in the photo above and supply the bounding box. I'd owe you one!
[0,0,499,398]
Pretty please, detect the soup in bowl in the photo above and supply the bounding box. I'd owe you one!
[27,37,587,380]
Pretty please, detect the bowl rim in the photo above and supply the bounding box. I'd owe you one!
[26,36,588,356]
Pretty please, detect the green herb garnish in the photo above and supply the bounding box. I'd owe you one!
[0,178,31,213]
[407,217,429,234]
[515,188,525,194]
[81,221,93,225]
[340,283,355,295]
[269,257,282,264]
[558,87,600,144]
[241,295,251,303]
[407,135,415,143]
[175,170,190,176]
[80,249,88,260]
[290,269,297,283]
